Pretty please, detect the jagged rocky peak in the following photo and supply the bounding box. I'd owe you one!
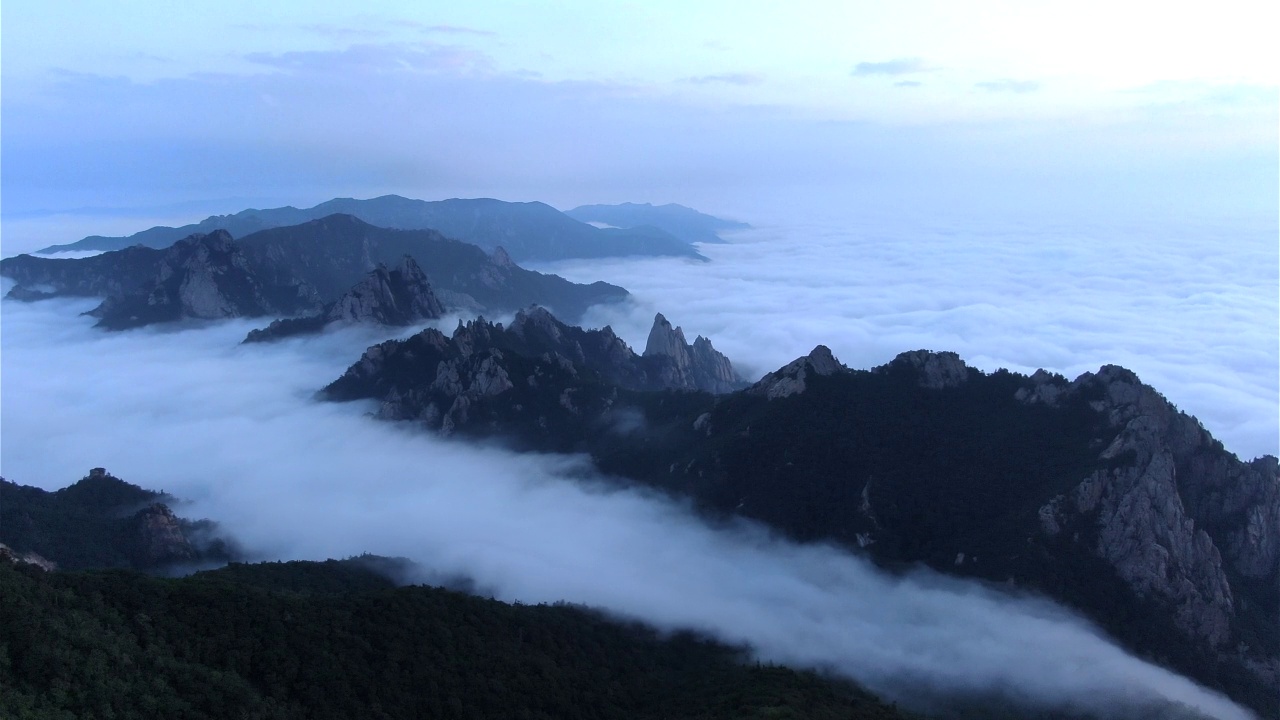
[1035,361,1280,652]
[644,313,690,358]
[243,255,444,342]
[509,305,566,343]
[749,345,844,399]
[131,503,197,566]
[326,255,444,325]
[641,313,742,393]
[490,246,516,268]
[880,349,971,389]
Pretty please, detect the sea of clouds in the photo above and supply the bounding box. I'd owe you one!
[536,204,1279,461]
[0,288,1259,719]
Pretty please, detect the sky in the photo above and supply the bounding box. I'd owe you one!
[1,2,1276,222]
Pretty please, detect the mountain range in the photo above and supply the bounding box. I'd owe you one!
[565,202,751,244]
[1,214,628,328]
[322,309,1280,717]
[5,199,1276,718]
[35,196,711,262]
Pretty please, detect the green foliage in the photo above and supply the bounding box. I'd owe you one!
[0,560,912,720]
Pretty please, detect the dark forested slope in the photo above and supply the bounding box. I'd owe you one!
[0,558,911,720]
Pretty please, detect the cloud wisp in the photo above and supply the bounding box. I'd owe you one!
[682,72,764,86]
[0,296,1258,720]
[976,78,1042,94]
[853,57,932,76]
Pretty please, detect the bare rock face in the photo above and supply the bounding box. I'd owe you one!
[130,503,198,567]
[245,256,444,342]
[749,345,843,399]
[880,350,971,389]
[92,230,287,329]
[1035,364,1280,651]
[326,307,745,440]
[325,255,445,325]
[0,543,57,571]
[642,313,742,393]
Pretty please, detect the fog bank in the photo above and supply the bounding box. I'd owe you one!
[0,297,1255,719]
[536,208,1278,460]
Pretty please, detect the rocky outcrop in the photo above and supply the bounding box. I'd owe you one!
[0,543,56,571]
[86,230,314,330]
[877,350,972,389]
[244,256,444,342]
[1033,365,1279,654]
[643,314,742,394]
[748,345,843,399]
[130,503,198,567]
[324,307,743,438]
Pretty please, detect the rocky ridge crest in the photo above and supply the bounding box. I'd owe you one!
[244,256,444,342]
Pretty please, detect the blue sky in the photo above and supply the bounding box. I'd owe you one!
[2,2,1276,220]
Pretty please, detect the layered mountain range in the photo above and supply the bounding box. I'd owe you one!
[565,202,751,244]
[35,196,708,262]
[5,198,1276,717]
[1,214,627,328]
[323,312,1280,717]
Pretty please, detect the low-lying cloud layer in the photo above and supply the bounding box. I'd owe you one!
[536,207,1279,460]
[0,297,1256,719]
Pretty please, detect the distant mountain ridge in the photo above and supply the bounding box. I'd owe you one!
[566,202,750,244]
[2,214,629,328]
[36,195,707,262]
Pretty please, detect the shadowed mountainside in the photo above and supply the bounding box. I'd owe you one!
[1,214,628,328]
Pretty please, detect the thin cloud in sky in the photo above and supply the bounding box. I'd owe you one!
[393,21,498,37]
[894,80,923,88]
[244,42,495,76]
[976,78,1042,94]
[853,57,932,76]
[683,72,764,85]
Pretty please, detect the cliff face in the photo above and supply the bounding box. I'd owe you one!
[642,314,742,394]
[324,307,743,442]
[83,230,315,329]
[244,256,445,342]
[129,503,198,567]
[325,256,445,325]
[1029,366,1279,653]
[748,345,843,399]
